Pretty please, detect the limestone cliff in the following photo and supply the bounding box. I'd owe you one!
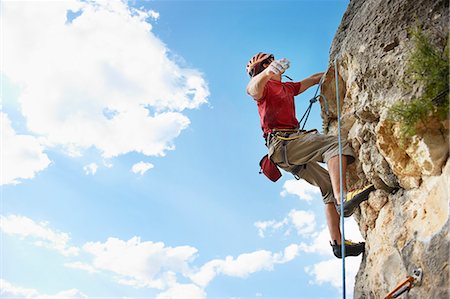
[320,0,449,297]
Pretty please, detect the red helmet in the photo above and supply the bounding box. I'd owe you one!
[246,52,274,77]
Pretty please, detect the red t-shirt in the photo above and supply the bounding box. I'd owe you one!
[257,80,302,136]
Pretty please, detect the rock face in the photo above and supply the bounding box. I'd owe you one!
[320,0,449,297]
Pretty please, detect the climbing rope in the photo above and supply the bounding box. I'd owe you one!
[298,76,329,131]
[333,57,425,299]
[334,55,347,299]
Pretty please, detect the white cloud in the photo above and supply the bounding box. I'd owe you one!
[2,213,309,295]
[131,161,154,175]
[83,163,98,175]
[103,160,114,168]
[0,215,79,256]
[254,219,287,238]
[148,10,160,20]
[342,218,365,243]
[1,112,51,185]
[156,283,206,299]
[64,261,99,274]
[288,209,316,235]
[0,279,38,298]
[189,245,300,288]
[2,0,208,160]
[220,250,277,277]
[299,218,364,297]
[305,257,361,296]
[298,218,364,256]
[298,226,334,256]
[270,175,363,296]
[37,289,88,299]
[0,279,87,299]
[256,203,363,296]
[280,179,321,202]
[82,236,198,289]
[254,209,316,238]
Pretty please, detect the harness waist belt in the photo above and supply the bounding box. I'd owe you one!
[265,128,318,147]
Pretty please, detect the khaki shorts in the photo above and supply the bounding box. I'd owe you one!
[268,131,355,204]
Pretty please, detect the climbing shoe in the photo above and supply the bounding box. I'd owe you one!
[336,185,375,217]
[331,240,365,259]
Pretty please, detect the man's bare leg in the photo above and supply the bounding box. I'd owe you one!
[327,200,365,258]
[327,155,348,204]
[325,202,341,242]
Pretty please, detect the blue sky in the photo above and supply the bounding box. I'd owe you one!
[1,1,365,298]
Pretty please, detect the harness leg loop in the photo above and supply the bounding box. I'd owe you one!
[282,140,291,166]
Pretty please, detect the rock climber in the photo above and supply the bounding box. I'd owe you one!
[246,52,375,258]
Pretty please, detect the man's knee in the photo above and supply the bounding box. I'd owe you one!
[323,189,335,204]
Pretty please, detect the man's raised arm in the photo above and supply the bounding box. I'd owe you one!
[246,58,291,101]
[246,70,274,101]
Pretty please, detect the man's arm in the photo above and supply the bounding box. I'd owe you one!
[246,70,274,101]
[246,58,291,101]
[298,72,325,94]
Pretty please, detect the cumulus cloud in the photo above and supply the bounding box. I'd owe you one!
[288,209,317,235]
[280,179,321,202]
[131,161,154,175]
[300,218,364,296]
[298,218,364,256]
[297,225,334,256]
[189,245,300,288]
[0,279,87,299]
[156,283,206,299]
[82,236,198,289]
[64,261,99,274]
[305,257,361,296]
[3,214,307,296]
[76,237,303,292]
[83,163,98,175]
[0,215,79,256]
[2,0,208,161]
[148,10,160,20]
[0,279,38,298]
[1,112,51,185]
[77,238,303,291]
[255,209,316,238]
[254,219,288,238]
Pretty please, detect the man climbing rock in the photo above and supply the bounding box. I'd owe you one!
[246,52,375,258]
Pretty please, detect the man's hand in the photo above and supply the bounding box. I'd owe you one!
[314,72,325,84]
[266,58,290,76]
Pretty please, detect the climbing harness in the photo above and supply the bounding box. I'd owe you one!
[269,129,317,165]
[384,268,423,299]
[266,74,328,178]
[259,128,317,182]
[271,128,318,142]
[259,65,329,182]
[335,55,347,299]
